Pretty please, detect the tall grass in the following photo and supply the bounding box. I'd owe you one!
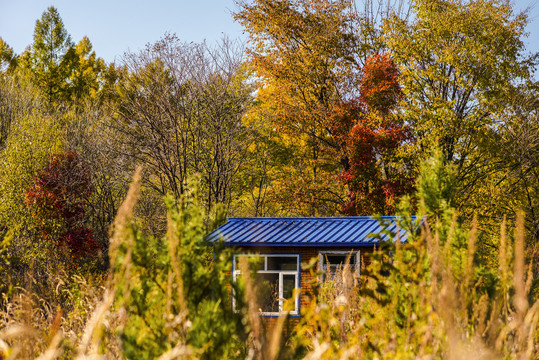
[0,160,538,359]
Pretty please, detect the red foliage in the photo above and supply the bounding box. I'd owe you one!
[339,115,413,215]
[360,53,402,114]
[25,151,98,261]
[59,228,97,259]
[332,54,414,215]
[331,98,365,147]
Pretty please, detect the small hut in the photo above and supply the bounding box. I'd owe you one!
[206,216,415,318]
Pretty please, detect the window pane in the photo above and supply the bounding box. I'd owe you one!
[321,252,357,282]
[267,256,298,271]
[235,255,264,272]
[256,273,279,313]
[282,274,296,301]
[325,254,355,266]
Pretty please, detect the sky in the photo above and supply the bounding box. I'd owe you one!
[0,0,244,63]
[0,0,538,64]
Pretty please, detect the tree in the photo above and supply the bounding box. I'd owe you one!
[334,54,414,215]
[0,37,17,72]
[496,90,539,243]
[191,65,255,212]
[24,152,98,263]
[65,36,106,104]
[62,99,134,264]
[463,86,539,288]
[383,0,536,207]
[234,0,361,215]
[113,35,254,214]
[19,6,74,105]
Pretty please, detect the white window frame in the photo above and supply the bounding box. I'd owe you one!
[232,254,300,316]
[318,250,360,280]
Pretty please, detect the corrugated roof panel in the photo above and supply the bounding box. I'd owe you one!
[327,219,356,243]
[313,219,341,242]
[206,216,420,246]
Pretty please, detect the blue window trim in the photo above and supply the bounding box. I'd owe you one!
[231,252,301,318]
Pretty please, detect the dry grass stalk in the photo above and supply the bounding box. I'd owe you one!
[34,332,62,360]
[238,255,262,358]
[266,310,287,360]
[498,216,509,317]
[74,289,115,359]
[464,215,477,294]
[303,340,330,360]
[513,211,528,322]
[108,166,142,278]
[106,167,142,347]
[0,323,37,360]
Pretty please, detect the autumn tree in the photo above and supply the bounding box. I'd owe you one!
[334,54,414,215]
[235,0,422,215]
[235,0,361,215]
[24,151,98,263]
[383,0,537,208]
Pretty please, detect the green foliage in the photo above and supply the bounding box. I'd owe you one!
[467,85,539,274]
[0,113,63,228]
[0,113,63,277]
[17,7,106,108]
[18,6,74,105]
[232,115,295,216]
[65,36,106,104]
[416,146,456,219]
[0,72,41,150]
[112,178,247,359]
[0,37,17,72]
[383,0,536,204]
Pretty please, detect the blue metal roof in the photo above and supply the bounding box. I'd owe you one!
[206,216,418,247]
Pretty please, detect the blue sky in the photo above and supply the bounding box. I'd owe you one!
[0,0,244,63]
[0,0,537,64]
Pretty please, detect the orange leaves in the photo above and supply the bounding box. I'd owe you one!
[360,53,402,114]
[332,53,414,215]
